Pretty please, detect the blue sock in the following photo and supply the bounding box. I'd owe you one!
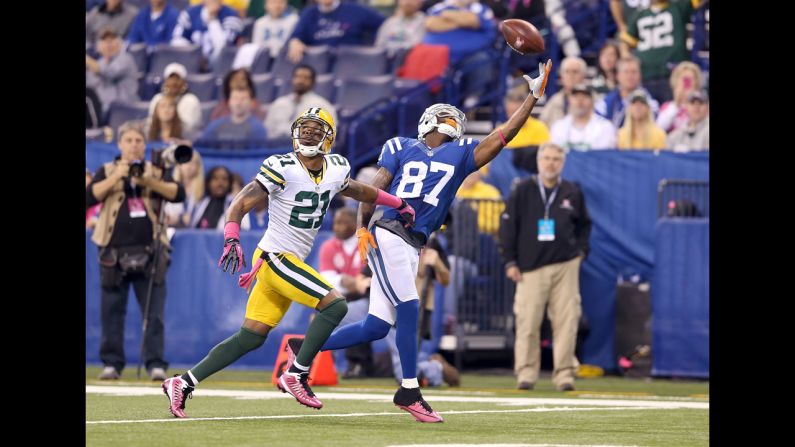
[395,299,419,380]
[321,314,391,351]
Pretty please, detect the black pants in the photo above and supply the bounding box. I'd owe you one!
[100,271,168,373]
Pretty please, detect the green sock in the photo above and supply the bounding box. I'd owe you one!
[294,299,348,368]
[190,327,267,383]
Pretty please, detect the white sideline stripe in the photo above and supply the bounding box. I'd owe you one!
[86,386,708,409]
[386,444,641,447]
[86,406,661,425]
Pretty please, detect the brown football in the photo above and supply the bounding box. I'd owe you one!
[501,19,545,55]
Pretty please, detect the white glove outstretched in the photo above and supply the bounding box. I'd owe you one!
[523,60,553,99]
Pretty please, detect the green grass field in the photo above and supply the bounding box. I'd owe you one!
[86,366,709,447]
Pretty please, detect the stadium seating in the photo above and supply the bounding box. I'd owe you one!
[106,100,151,131]
[334,45,389,77]
[148,44,202,76]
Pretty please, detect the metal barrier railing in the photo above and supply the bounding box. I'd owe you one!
[448,198,514,368]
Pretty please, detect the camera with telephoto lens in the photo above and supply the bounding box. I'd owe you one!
[129,160,145,177]
[151,143,193,169]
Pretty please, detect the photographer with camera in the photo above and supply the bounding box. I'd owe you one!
[86,121,186,381]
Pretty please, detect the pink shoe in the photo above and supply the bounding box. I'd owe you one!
[278,371,323,409]
[393,386,444,423]
[162,376,193,418]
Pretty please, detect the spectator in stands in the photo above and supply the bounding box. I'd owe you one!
[422,0,497,65]
[86,0,140,48]
[165,150,205,228]
[455,168,503,235]
[86,28,140,113]
[247,0,304,19]
[126,0,181,48]
[620,0,705,103]
[318,208,373,378]
[539,56,587,127]
[375,0,427,56]
[172,0,243,68]
[656,61,704,134]
[500,142,591,391]
[609,0,649,47]
[87,87,104,129]
[541,0,581,57]
[595,56,659,129]
[189,0,249,17]
[286,0,385,63]
[210,68,266,121]
[590,40,620,99]
[200,87,269,144]
[667,89,709,152]
[551,84,616,151]
[252,0,300,58]
[190,165,251,229]
[86,121,185,381]
[617,89,667,150]
[146,95,186,143]
[147,63,203,136]
[264,64,337,139]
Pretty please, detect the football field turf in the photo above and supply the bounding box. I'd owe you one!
[86,366,708,446]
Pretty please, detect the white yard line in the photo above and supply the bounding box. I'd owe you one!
[87,406,664,425]
[86,385,709,409]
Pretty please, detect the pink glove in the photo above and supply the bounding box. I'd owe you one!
[218,221,245,274]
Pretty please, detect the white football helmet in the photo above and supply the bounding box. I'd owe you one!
[417,103,467,142]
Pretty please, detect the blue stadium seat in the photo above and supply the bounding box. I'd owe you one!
[271,45,332,79]
[250,48,272,74]
[106,100,151,131]
[303,46,332,74]
[252,73,277,104]
[139,74,161,101]
[186,73,218,101]
[334,75,394,116]
[148,44,202,76]
[127,42,148,74]
[213,45,240,77]
[334,45,388,77]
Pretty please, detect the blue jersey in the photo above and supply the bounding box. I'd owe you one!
[378,136,480,239]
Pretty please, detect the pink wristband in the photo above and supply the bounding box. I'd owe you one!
[498,128,507,146]
[224,221,241,240]
[374,189,403,208]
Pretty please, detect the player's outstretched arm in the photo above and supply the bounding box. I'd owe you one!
[473,59,552,169]
[342,177,415,227]
[342,167,393,230]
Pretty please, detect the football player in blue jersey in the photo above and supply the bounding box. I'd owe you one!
[294,60,552,422]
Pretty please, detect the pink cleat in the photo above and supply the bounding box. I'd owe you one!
[162,376,193,418]
[278,371,323,409]
[393,386,444,422]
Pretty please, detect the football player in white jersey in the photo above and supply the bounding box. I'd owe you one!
[162,108,416,417]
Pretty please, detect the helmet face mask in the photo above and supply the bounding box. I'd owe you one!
[418,103,467,143]
[291,108,336,157]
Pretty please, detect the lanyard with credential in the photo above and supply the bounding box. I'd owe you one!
[537,175,560,220]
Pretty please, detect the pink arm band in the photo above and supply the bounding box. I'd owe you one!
[374,189,403,208]
[224,221,241,240]
[498,128,507,146]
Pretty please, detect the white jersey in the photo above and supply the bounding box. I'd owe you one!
[255,152,351,260]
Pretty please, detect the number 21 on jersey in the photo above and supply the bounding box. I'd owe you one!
[395,161,455,207]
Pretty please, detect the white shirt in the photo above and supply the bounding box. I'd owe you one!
[550,113,617,151]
